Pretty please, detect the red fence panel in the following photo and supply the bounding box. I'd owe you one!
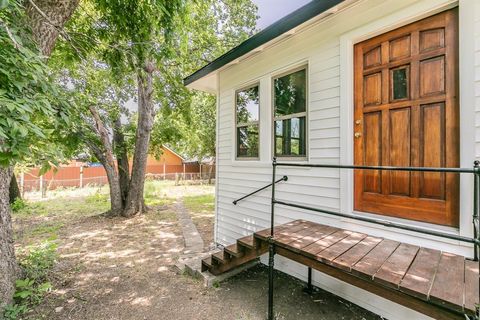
[20,162,213,192]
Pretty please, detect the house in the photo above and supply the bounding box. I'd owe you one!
[22,146,200,191]
[142,145,186,174]
[185,0,480,319]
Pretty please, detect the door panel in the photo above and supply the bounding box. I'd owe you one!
[363,112,382,193]
[389,107,411,196]
[419,103,445,200]
[354,8,459,227]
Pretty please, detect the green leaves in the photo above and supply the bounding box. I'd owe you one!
[4,241,58,319]
[0,0,75,168]
[0,0,9,10]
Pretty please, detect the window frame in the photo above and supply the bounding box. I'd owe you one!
[235,82,261,160]
[271,64,309,161]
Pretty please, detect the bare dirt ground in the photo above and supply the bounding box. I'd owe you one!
[13,182,381,320]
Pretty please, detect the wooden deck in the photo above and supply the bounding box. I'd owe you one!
[202,219,479,320]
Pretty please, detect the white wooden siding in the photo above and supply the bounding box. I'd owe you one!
[476,0,480,156]
[214,0,478,319]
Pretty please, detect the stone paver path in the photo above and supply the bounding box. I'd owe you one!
[175,197,204,254]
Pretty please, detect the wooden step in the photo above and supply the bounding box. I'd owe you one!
[212,251,229,264]
[224,243,244,258]
[201,257,214,272]
[237,235,257,249]
[206,241,268,276]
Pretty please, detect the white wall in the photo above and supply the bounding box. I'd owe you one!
[214,0,478,319]
[475,0,480,155]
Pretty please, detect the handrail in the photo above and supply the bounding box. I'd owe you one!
[275,162,477,173]
[266,158,480,320]
[232,175,288,205]
[273,199,479,245]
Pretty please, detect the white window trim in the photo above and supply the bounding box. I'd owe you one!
[339,0,475,256]
[234,83,261,161]
[272,64,309,161]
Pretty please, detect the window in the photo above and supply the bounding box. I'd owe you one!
[273,67,307,158]
[236,85,259,158]
[390,65,409,101]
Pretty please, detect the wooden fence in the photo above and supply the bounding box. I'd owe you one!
[20,163,215,193]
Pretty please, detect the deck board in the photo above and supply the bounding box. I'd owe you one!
[204,219,479,318]
[429,252,465,311]
[464,260,479,313]
[316,232,367,263]
[374,243,419,288]
[255,220,304,240]
[352,239,400,279]
[303,230,352,258]
[331,236,382,271]
[273,221,314,243]
[281,225,338,252]
[399,247,441,300]
[282,223,331,246]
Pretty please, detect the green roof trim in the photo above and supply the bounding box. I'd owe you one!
[184,0,345,87]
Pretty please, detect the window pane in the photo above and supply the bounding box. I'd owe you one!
[236,86,259,124]
[274,117,306,157]
[237,125,259,158]
[274,68,306,117]
[392,67,408,100]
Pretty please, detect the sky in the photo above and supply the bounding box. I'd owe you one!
[253,0,311,30]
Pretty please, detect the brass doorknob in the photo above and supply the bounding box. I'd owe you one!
[354,132,362,138]
[355,119,361,125]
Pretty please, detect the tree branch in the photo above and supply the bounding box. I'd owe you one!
[27,0,83,58]
[0,21,21,50]
[88,106,117,172]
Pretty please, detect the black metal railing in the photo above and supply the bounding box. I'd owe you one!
[264,158,480,320]
[232,175,288,205]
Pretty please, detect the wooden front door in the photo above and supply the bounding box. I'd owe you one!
[353,9,459,227]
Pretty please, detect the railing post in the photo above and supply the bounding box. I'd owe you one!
[474,161,480,320]
[267,157,277,320]
[474,161,480,261]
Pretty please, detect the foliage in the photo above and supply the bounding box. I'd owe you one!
[19,241,57,282]
[10,197,26,212]
[0,0,75,170]
[3,241,57,319]
[156,0,258,161]
[58,0,258,162]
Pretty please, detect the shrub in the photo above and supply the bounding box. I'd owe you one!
[19,241,57,282]
[3,241,57,319]
[10,198,27,213]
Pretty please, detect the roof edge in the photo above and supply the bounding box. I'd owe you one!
[162,145,185,161]
[184,0,345,87]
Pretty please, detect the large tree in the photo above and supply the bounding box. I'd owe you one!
[52,0,185,217]
[153,0,258,165]
[0,0,78,309]
[56,0,258,217]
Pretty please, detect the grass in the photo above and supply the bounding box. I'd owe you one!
[183,194,215,213]
[13,193,110,219]
[183,194,215,247]
[29,223,63,239]
[144,180,175,207]
[14,180,214,246]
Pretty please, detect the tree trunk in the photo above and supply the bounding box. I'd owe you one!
[25,0,80,56]
[113,117,130,206]
[88,107,123,215]
[122,63,155,217]
[103,162,123,215]
[0,0,80,311]
[9,174,21,204]
[0,167,18,310]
